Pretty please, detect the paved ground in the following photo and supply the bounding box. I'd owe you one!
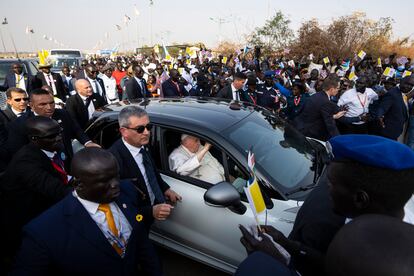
[155,245,230,276]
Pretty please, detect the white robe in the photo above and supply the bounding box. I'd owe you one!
[168,145,225,184]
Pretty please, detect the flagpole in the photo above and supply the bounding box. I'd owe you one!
[0,28,6,52]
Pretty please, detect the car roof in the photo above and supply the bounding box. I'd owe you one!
[99,98,256,133]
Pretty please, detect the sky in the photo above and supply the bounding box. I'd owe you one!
[1,0,413,53]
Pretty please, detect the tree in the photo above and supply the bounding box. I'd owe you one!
[247,11,294,52]
[289,12,394,61]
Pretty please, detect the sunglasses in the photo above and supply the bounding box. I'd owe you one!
[13,97,29,102]
[124,123,153,134]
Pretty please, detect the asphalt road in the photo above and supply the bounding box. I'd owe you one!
[155,245,230,276]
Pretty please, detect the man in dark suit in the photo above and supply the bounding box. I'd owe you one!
[125,65,153,100]
[0,63,34,93]
[372,75,413,140]
[162,69,188,97]
[3,89,100,171]
[0,87,29,125]
[34,62,68,102]
[61,66,75,94]
[293,74,344,141]
[216,72,250,101]
[0,117,72,261]
[81,64,107,103]
[12,148,162,275]
[109,106,181,225]
[65,79,106,130]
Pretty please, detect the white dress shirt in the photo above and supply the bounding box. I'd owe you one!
[73,190,132,252]
[79,94,95,119]
[169,145,225,184]
[101,74,118,103]
[87,77,103,96]
[43,72,57,95]
[338,88,378,125]
[231,83,239,101]
[134,76,145,92]
[15,73,26,91]
[122,139,156,204]
[11,107,26,117]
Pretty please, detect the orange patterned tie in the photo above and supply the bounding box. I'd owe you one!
[98,204,123,255]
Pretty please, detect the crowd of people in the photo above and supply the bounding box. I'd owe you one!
[0,46,414,275]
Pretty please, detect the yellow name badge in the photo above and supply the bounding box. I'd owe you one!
[136,214,143,222]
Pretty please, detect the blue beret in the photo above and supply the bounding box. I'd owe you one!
[327,135,414,170]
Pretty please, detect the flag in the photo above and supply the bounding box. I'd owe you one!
[383,67,396,77]
[2,18,7,25]
[162,41,170,58]
[377,58,382,67]
[243,45,251,54]
[323,57,330,64]
[154,44,160,53]
[124,14,131,25]
[221,56,227,64]
[358,50,366,60]
[134,5,140,16]
[402,70,412,78]
[247,150,255,173]
[115,24,121,31]
[149,0,154,5]
[244,175,266,215]
[25,26,34,34]
[348,71,358,81]
[340,60,350,71]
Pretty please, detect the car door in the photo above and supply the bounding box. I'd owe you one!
[150,126,298,272]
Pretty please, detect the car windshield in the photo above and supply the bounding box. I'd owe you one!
[0,61,29,83]
[223,111,315,191]
[52,58,80,69]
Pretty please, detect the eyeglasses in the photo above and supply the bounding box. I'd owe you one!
[13,97,29,102]
[124,123,153,134]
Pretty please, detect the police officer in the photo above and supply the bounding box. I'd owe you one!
[256,75,286,112]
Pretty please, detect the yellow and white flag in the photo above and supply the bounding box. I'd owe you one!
[244,175,266,215]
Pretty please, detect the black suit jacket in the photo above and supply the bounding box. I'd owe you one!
[0,143,72,252]
[216,84,233,99]
[109,139,170,224]
[4,109,90,170]
[34,72,68,101]
[374,87,409,140]
[0,72,34,93]
[125,77,152,100]
[293,92,340,141]
[162,78,188,98]
[65,93,106,130]
[12,181,162,276]
[0,106,18,124]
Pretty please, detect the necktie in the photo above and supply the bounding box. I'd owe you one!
[16,75,21,88]
[140,148,165,203]
[51,153,68,185]
[85,96,92,107]
[140,79,147,98]
[98,204,123,256]
[93,80,100,95]
[236,90,240,101]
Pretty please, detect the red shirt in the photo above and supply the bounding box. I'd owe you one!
[112,70,126,86]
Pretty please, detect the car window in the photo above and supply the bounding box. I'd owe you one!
[94,121,120,149]
[26,60,39,76]
[0,62,13,83]
[224,153,249,195]
[164,130,226,186]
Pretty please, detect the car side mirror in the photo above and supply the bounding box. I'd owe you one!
[204,182,247,215]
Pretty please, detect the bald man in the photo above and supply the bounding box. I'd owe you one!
[13,148,162,275]
[65,79,107,130]
[0,116,72,260]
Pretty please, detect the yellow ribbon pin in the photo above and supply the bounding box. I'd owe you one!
[136,214,143,222]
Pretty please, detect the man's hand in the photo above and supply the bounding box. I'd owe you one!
[164,188,182,204]
[84,142,101,148]
[379,116,386,128]
[152,203,174,220]
[260,225,289,249]
[239,225,287,265]
[333,110,346,119]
